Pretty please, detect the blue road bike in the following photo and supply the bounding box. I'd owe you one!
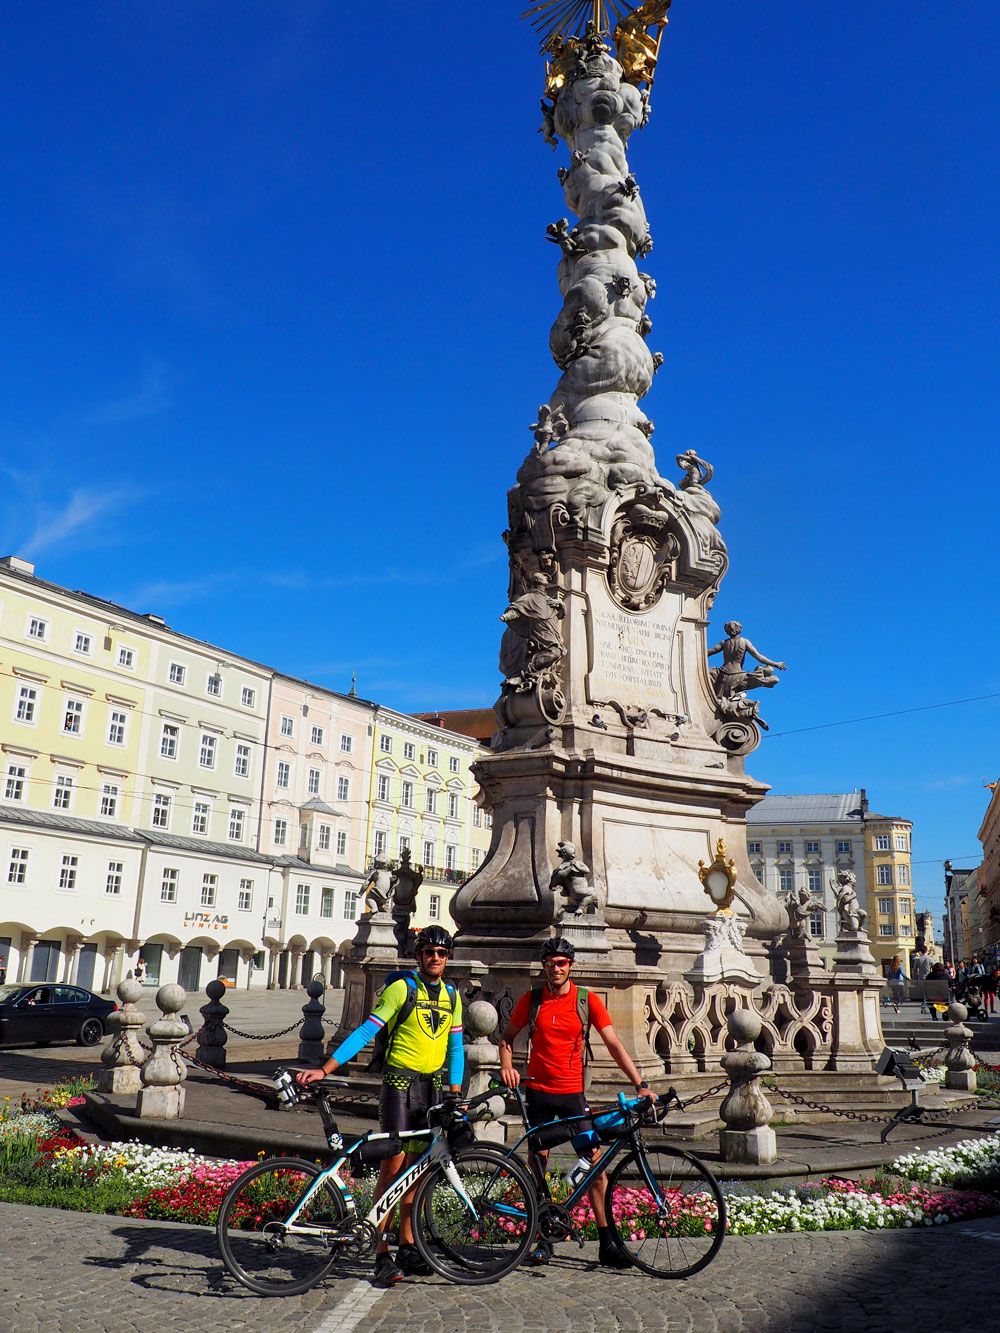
[490,1078,726,1279]
[216,1072,538,1296]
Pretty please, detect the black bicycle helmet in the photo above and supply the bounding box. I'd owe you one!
[540,936,576,961]
[414,924,454,955]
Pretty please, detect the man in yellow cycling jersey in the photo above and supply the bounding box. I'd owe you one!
[297,924,463,1287]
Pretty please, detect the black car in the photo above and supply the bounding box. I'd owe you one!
[0,983,116,1047]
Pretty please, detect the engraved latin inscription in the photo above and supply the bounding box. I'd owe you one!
[587,585,680,712]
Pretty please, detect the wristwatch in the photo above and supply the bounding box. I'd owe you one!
[635,1079,650,1091]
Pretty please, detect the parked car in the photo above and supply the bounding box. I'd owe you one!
[0,983,116,1047]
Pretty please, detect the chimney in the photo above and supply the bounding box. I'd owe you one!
[0,555,36,576]
[859,787,869,817]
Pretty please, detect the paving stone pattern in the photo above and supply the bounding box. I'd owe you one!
[3,1201,999,1333]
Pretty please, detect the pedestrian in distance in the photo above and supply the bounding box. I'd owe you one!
[296,924,463,1288]
[926,961,950,1020]
[886,956,906,1013]
[911,946,932,1015]
[497,936,656,1270]
[984,963,998,1016]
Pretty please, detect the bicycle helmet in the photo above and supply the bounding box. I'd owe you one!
[414,924,454,955]
[540,936,576,962]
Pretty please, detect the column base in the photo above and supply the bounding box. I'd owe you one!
[719,1125,777,1164]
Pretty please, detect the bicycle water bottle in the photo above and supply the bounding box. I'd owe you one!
[567,1153,591,1188]
[567,1128,598,1187]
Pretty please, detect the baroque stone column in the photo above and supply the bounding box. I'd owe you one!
[96,978,147,1095]
[944,1002,976,1092]
[719,1009,777,1165]
[196,978,229,1069]
[137,984,188,1119]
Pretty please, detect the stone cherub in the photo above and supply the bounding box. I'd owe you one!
[539,98,557,149]
[546,218,582,257]
[498,572,566,686]
[784,886,817,939]
[360,858,394,914]
[550,841,599,916]
[832,868,868,934]
[708,621,787,701]
[530,402,569,454]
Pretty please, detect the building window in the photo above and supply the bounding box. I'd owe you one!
[201,874,217,907]
[425,789,438,815]
[873,834,890,851]
[118,646,135,669]
[311,725,324,746]
[307,768,321,796]
[169,663,186,685]
[449,756,460,774]
[106,861,124,895]
[276,761,290,789]
[373,830,387,857]
[238,879,253,912]
[379,735,392,753]
[427,748,438,768]
[59,854,78,890]
[340,734,352,754]
[806,868,822,893]
[152,793,172,829]
[160,868,178,902]
[777,841,792,855]
[337,776,350,802]
[53,775,73,811]
[27,616,48,641]
[448,793,459,819]
[4,765,26,801]
[320,886,334,918]
[835,840,852,855]
[344,890,358,920]
[423,839,435,867]
[473,807,482,828]
[108,710,127,745]
[403,742,415,761]
[295,883,310,914]
[206,673,222,697]
[895,834,909,852]
[429,894,441,920]
[7,848,28,885]
[471,848,482,869]
[62,698,84,735]
[15,686,37,723]
[877,864,894,886]
[445,844,457,872]
[778,867,794,892]
[879,924,894,937]
[897,864,910,885]
[241,686,256,708]
[74,631,92,655]
[318,824,331,851]
[900,924,913,937]
[878,898,892,914]
[483,811,492,829]
[808,910,824,938]
[192,802,210,836]
[336,829,347,857]
[377,774,390,802]
[399,834,411,857]
[199,734,217,769]
[100,783,119,818]
[747,840,761,855]
[280,715,294,737]
[401,781,414,809]
[804,840,820,855]
[160,723,179,759]
[274,817,288,847]
[234,743,250,778]
[229,808,245,842]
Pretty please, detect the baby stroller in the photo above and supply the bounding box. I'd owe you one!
[961,980,990,1023]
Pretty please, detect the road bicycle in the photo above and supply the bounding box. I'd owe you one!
[216,1070,538,1296]
[487,1078,726,1279]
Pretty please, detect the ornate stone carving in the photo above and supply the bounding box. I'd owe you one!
[832,868,868,934]
[550,840,599,916]
[606,491,679,611]
[391,848,423,955]
[614,2,672,88]
[495,569,567,733]
[707,620,787,750]
[361,859,394,914]
[785,886,819,939]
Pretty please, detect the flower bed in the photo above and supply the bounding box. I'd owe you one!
[891,1133,1000,1188]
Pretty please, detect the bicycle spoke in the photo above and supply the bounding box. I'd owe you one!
[607,1145,725,1279]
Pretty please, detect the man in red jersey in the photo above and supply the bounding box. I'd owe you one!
[497,936,655,1268]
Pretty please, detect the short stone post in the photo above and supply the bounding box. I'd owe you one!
[298,977,327,1063]
[944,1001,977,1092]
[137,984,188,1119]
[719,1009,778,1165]
[464,996,503,1143]
[96,978,147,1095]
[196,978,229,1069]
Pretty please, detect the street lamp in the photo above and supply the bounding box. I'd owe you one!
[699,838,737,914]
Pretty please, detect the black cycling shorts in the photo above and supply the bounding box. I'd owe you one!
[379,1070,442,1136]
[525,1087,593,1142]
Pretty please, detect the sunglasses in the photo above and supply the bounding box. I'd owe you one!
[544,957,572,967]
[421,947,450,958]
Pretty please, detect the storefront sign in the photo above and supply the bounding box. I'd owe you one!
[182,912,230,930]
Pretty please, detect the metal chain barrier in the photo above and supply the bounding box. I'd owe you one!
[678,1078,729,1111]
[768,1083,888,1124]
[182,1052,279,1099]
[221,1020,302,1040]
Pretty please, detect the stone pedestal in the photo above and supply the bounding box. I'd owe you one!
[685,913,761,990]
[96,978,146,1095]
[719,1010,777,1165]
[825,926,884,1072]
[834,928,879,974]
[556,909,611,959]
[350,911,399,961]
[944,1002,977,1092]
[137,984,188,1120]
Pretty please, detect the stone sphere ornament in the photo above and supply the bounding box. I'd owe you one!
[466,999,500,1042]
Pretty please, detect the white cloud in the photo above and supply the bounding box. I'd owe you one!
[21,487,141,559]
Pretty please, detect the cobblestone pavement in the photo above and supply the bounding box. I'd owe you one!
[3,1201,997,1333]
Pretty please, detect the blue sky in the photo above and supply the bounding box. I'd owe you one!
[2,3,998,921]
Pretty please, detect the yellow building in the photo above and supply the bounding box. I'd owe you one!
[365,708,490,931]
[863,809,916,973]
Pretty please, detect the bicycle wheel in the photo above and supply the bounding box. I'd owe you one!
[217,1157,350,1296]
[606,1144,725,1278]
[412,1145,538,1285]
